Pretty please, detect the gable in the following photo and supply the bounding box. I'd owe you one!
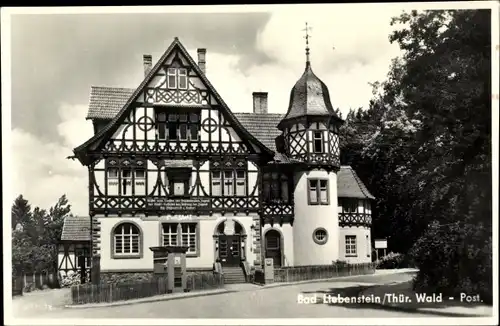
[73,37,274,164]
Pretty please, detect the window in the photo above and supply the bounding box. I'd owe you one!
[224,171,234,196]
[162,223,178,246]
[313,228,328,245]
[345,235,357,256]
[181,224,197,254]
[308,179,329,205]
[75,249,91,269]
[161,223,199,256]
[135,169,145,179]
[212,171,222,196]
[108,168,119,178]
[156,111,200,141]
[167,68,188,89]
[313,131,323,153]
[235,170,247,196]
[212,169,247,196]
[113,223,141,258]
[262,172,290,203]
[342,199,358,213]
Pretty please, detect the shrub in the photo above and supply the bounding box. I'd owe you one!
[409,221,492,305]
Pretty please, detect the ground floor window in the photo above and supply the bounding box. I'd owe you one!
[345,235,357,256]
[161,222,199,256]
[112,222,142,258]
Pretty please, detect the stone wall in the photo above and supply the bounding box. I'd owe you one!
[100,269,214,284]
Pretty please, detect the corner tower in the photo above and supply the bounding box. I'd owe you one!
[277,23,343,266]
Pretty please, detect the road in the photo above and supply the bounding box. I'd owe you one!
[10,271,487,319]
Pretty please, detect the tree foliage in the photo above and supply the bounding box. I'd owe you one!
[11,195,73,275]
[339,9,491,301]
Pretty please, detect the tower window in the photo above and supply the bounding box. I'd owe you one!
[313,131,323,153]
[313,228,328,245]
[308,179,329,205]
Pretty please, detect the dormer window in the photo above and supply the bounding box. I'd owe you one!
[313,131,323,153]
[167,68,188,90]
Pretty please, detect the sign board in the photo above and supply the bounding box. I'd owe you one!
[174,256,181,265]
[374,239,388,249]
[147,197,210,210]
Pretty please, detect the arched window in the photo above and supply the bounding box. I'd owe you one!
[112,222,142,258]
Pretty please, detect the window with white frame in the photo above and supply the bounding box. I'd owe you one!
[308,179,329,205]
[113,223,141,257]
[345,235,357,256]
[161,223,198,256]
[235,170,247,196]
[162,223,178,246]
[342,199,358,213]
[224,170,234,196]
[181,223,197,254]
[75,249,91,269]
[167,68,188,89]
[211,171,222,196]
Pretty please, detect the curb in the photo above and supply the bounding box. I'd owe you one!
[65,289,236,309]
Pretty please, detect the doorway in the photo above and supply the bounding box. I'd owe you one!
[218,235,241,267]
[265,229,282,267]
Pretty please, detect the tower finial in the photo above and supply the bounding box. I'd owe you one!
[303,22,312,67]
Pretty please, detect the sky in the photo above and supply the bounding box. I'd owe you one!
[7,4,411,216]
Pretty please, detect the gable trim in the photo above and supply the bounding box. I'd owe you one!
[73,37,274,163]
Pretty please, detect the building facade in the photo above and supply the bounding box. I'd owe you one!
[71,37,374,281]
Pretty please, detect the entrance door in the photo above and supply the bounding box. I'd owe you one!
[265,230,282,267]
[218,235,241,267]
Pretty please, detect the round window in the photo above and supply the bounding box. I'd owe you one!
[313,228,328,245]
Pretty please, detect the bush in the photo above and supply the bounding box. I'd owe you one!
[409,221,492,305]
[59,270,90,288]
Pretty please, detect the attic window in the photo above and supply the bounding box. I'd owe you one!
[156,110,200,141]
[167,68,188,90]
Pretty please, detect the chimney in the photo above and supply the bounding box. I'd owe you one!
[197,48,206,74]
[143,54,152,76]
[252,92,268,114]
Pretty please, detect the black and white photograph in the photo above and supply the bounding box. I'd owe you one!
[2,2,498,325]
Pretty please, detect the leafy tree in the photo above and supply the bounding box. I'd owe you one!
[11,195,32,230]
[339,8,491,301]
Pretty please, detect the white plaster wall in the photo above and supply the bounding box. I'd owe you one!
[262,223,294,267]
[338,226,372,264]
[99,217,159,271]
[99,215,256,271]
[293,170,339,266]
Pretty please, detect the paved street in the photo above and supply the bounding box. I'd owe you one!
[10,271,492,319]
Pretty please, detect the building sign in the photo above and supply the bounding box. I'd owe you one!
[147,197,210,210]
[374,239,387,249]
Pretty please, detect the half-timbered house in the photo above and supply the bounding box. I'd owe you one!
[71,37,374,284]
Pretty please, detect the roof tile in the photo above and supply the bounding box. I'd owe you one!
[61,216,91,241]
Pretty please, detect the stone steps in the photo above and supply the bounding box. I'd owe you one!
[222,267,246,284]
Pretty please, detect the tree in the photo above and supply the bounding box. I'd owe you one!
[339,9,492,301]
[11,195,32,230]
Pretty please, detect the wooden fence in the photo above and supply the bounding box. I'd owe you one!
[254,262,376,284]
[12,272,59,295]
[71,272,224,305]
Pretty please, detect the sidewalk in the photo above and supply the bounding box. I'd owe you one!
[66,268,415,309]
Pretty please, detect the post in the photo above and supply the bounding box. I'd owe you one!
[91,255,101,285]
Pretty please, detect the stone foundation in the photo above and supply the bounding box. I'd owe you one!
[100,269,214,284]
[100,272,155,284]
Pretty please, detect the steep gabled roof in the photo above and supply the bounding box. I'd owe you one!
[87,86,134,120]
[73,37,274,163]
[337,166,375,199]
[61,216,91,242]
